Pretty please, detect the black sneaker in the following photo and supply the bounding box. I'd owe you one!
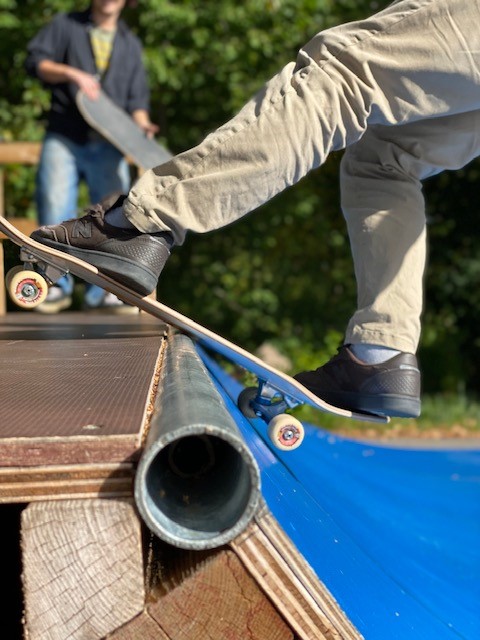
[294,345,421,418]
[31,194,173,296]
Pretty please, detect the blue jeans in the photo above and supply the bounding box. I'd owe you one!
[36,132,131,298]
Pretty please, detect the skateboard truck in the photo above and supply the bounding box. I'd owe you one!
[6,247,68,308]
[238,380,305,451]
[20,248,67,284]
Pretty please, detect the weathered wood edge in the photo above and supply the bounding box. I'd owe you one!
[230,503,363,640]
[0,462,134,503]
[0,433,139,467]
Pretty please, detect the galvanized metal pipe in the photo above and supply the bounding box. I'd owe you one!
[134,333,261,550]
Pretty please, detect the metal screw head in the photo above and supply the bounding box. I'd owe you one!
[21,283,37,299]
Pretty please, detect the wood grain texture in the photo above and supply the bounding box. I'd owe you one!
[231,505,362,640]
[0,141,41,164]
[0,216,38,240]
[0,462,134,503]
[107,612,170,640]
[0,435,139,468]
[21,499,145,640]
[147,549,293,640]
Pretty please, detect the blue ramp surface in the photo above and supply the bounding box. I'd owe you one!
[200,348,480,640]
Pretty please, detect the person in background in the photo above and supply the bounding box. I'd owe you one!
[25,0,158,312]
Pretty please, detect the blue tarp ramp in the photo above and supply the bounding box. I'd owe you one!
[201,348,480,640]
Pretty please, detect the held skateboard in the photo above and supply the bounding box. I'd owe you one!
[1,217,388,451]
[76,89,172,170]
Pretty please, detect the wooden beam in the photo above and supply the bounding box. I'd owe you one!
[21,499,145,640]
[0,142,42,165]
[0,141,137,167]
[144,548,294,640]
[0,217,39,240]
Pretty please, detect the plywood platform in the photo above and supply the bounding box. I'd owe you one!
[0,312,166,502]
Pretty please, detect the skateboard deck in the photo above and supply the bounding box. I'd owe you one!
[1,217,388,450]
[76,89,172,170]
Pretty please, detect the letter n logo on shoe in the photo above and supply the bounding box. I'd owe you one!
[72,219,92,239]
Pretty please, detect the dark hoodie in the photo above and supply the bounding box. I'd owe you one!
[25,8,150,144]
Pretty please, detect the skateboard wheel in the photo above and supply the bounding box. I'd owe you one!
[238,387,259,418]
[7,269,48,308]
[268,414,304,451]
[5,265,24,289]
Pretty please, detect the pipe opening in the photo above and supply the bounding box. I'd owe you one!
[167,435,215,479]
[144,434,252,537]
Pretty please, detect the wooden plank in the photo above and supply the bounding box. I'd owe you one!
[230,504,362,640]
[0,315,166,470]
[0,462,134,503]
[21,498,145,640]
[0,141,42,164]
[0,216,38,240]
[0,462,133,483]
[0,334,163,440]
[0,434,139,467]
[146,548,294,640]
[0,141,138,168]
[0,479,132,503]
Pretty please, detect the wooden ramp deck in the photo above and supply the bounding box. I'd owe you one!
[1,312,359,640]
[0,313,165,502]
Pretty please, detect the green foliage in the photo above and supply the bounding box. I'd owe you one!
[129,0,336,149]
[2,0,480,394]
[420,165,480,392]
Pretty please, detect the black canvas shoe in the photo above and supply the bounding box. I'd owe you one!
[294,345,421,418]
[31,194,173,296]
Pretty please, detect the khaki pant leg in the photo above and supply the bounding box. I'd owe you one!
[124,0,480,246]
[342,111,480,352]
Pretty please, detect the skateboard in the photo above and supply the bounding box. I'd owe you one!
[76,89,172,170]
[1,217,388,450]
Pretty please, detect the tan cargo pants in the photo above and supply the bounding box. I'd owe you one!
[124,0,480,353]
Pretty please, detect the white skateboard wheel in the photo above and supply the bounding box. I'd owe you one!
[8,269,48,308]
[268,414,304,451]
[5,265,24,289]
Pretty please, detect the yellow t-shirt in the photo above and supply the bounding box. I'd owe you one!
[90,27,115,76]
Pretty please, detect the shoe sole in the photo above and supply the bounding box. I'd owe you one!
[323,391,421,419]
[31,237,157,296]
